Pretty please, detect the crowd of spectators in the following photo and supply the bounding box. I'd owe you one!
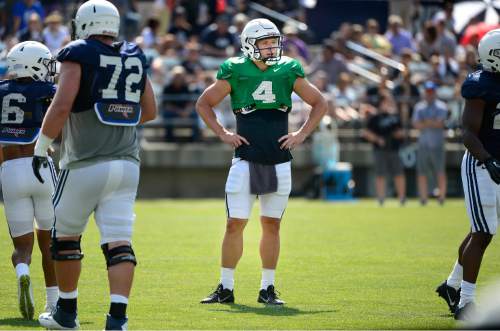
[0,0,485,146]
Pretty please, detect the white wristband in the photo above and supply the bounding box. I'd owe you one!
[34,134,54,157]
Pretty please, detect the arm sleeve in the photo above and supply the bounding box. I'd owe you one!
[288,59,305,87]
[56,43,82,63]
[216,59,232,81]
[290,59,305,78]
[56,41,94,65]
[461,76,486,99]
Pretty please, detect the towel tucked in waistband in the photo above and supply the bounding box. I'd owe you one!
[249,161,278,195]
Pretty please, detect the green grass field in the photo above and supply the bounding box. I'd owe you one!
[0,198,499,330]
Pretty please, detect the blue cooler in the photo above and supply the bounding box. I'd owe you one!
[322,162,354,200]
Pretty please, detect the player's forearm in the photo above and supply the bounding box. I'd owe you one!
[298,98,327,137]
[195,101,225,137]
[463,130,491,162]
[41,106,70,139]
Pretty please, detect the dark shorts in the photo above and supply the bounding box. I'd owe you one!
[373,149,404,176]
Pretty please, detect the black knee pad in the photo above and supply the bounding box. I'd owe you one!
[101,243,137,269]
[51,236,84,261]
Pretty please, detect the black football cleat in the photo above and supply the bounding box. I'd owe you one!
[105,314,128,330]
[454,302,476,321]
[258,285,285,305]
[200,284,234,304]
[436,281,461,313]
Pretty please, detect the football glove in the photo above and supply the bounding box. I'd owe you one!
[484,157,500,184]
[32,155,48,184]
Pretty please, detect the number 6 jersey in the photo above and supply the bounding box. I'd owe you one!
[56,38,148,169]
[0,80,55,145]
[216,56,305,165]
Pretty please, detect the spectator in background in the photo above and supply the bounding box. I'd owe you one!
[181,42,206,83]
[350,24,364,45]
[363,89,406,206]
[385,15,415,56]
[201,14,237,58]
[231,13,249,51]
[308,40,349,86]
[42,11,69,55]
[114,0,140,41]
[362,18,392,56]
[18,12,43,42]
[460,44,479,73]
[417,20,439,61]
[412,81,448,205]
[364,67,390,113]
[282,24,309,62]
[12,0,45,33]
[140,17,160,49]
[393,68,420,128]
[331,72,362,126]
[434,13,457,57]
[162,66,200,142]
[433,0,455,36]
[168,6,193,46]
[428,53,459,86]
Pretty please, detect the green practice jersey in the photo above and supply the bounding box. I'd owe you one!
[217,56,304,112]
[216,56,305,165]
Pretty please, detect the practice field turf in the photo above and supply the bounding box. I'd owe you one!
[0,199,499,330]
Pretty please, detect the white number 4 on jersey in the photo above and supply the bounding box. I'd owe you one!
[252,81,276,104]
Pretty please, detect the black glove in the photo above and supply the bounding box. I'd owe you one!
[484,157,500,184]
[32,155,48,184]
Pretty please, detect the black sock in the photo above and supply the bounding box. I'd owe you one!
[57,298,77,314]
[109,302,127,319]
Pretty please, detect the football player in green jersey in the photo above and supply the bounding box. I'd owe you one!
[197,18,327,305]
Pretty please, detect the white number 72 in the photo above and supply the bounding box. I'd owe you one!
[100,55,143,103]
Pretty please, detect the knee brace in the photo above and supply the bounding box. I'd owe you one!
[101,243,137,269]
[51,236,84,261]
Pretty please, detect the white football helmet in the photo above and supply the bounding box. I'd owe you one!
[478,28,500,72]
[6,41,56,82]
[74,0,120,40]
[240,18,282,65]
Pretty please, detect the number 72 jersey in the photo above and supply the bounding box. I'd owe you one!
[461,69,500,160]
[56,39,148,125]
[216,56,305,114]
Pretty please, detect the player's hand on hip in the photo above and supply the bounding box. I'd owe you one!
[219,129,249,148]
[32,155,48,184]
[484,157,500,184]
[279,131,307,150]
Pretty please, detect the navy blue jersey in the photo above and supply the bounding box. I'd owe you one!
[57,39,148,113]
[0,80,55,144]
[461,70,500,159]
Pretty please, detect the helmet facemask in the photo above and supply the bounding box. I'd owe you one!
[39,57,57,82]
[483,48,500,72]
[247,35,283,65]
